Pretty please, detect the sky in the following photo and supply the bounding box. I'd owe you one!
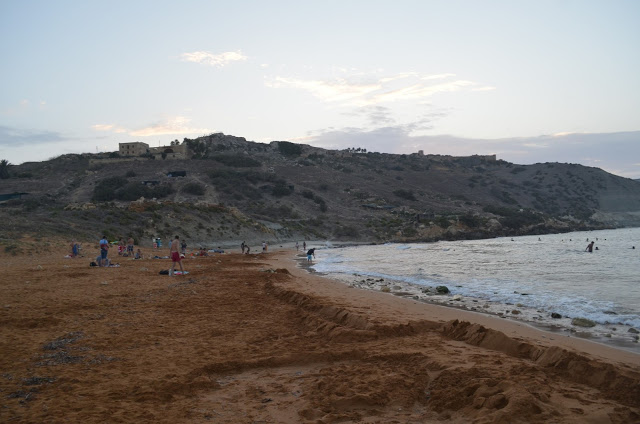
[1,0,639,178]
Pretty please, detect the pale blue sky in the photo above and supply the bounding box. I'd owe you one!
[1,0,639,177]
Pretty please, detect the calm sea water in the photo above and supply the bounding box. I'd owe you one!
[310,228,640,329]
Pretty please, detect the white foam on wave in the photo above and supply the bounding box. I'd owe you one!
[312,229,640,331]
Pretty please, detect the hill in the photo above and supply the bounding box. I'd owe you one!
[2,133,640,251]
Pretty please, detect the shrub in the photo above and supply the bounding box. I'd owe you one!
[313,196,328,212]
[393,189,417,201]
[277,141,302,157]
[435,216,451,228]
[93,176,128,201]
[0,159,10,179]
[459,214,481,228]
[183,182,206,196]
[114,183,147,201]
[272,184,293,197]
[211,154,261,167]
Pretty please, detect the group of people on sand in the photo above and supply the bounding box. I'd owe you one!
[92,235,142,266]
[114,237,136,257]
[239,241,270,254]
[239,239,316,262]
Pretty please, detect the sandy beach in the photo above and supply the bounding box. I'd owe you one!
[1,244,639,423]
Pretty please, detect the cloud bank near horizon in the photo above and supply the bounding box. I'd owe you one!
[304,128,640,179]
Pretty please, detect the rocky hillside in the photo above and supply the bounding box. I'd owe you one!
[1,133,640,250]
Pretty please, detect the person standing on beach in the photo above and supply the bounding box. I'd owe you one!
[181,239,187,255]
[306,248,315,262]
[303,241,306,251]
[127,237,134,257]
[295,241,299,251]
[585,241,595,252]
[99,235,109,266]
[170,235,185,276]
[71,240,79,257]
[241,241,245,254]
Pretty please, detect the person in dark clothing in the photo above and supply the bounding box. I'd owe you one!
[585,241,595,252]
[306,248,315,262]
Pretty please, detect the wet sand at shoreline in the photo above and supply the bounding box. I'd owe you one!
[1,246,638,423]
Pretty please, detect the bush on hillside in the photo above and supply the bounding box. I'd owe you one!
[211,154,261,167]
[393,189,417,201]
[93,177,173,202]
[272,183,293,197]
[183,182,206,196]
[93,176,128,201]
[277,141,302,157]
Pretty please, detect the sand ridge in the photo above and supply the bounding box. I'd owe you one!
[0,247,638,423]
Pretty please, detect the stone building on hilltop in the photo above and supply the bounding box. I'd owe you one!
[119,142,150,156]
[118,142,189,160]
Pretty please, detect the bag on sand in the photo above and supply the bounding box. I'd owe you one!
[90,262,98,267]
[159,269,169,275]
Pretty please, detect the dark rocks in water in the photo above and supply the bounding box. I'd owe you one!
[435,285,450,294]
[511,310,521,315]
[551,312,562,319]
[628,328,639,334]
[603,310,618,315]
[571,317,597,328]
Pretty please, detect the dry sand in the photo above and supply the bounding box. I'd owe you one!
[1,245,639,423]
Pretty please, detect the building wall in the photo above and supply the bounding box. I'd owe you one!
[149,144,189,159]
[119,142,150,156]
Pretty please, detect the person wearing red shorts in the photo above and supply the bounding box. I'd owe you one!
[169,235,185,276]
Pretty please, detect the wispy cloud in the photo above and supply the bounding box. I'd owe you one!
[180,50,247,67]
[267,71,491,107]
[130,116,211,137]
[266,77,381,103]
[91,116,211,137]
[92,124,127,133]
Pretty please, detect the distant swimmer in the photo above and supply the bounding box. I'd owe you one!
[585,241,595,253]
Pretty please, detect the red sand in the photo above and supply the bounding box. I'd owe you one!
[1,246,638,423]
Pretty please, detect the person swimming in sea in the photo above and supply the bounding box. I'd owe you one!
[585,241,595,252]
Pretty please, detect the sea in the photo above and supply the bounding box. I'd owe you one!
[307,227,640,351]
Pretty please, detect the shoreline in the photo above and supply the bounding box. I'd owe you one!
[289,235,640,354]
[282,250,640,366]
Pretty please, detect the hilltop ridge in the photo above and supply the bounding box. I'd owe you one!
[1,133,640,250]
